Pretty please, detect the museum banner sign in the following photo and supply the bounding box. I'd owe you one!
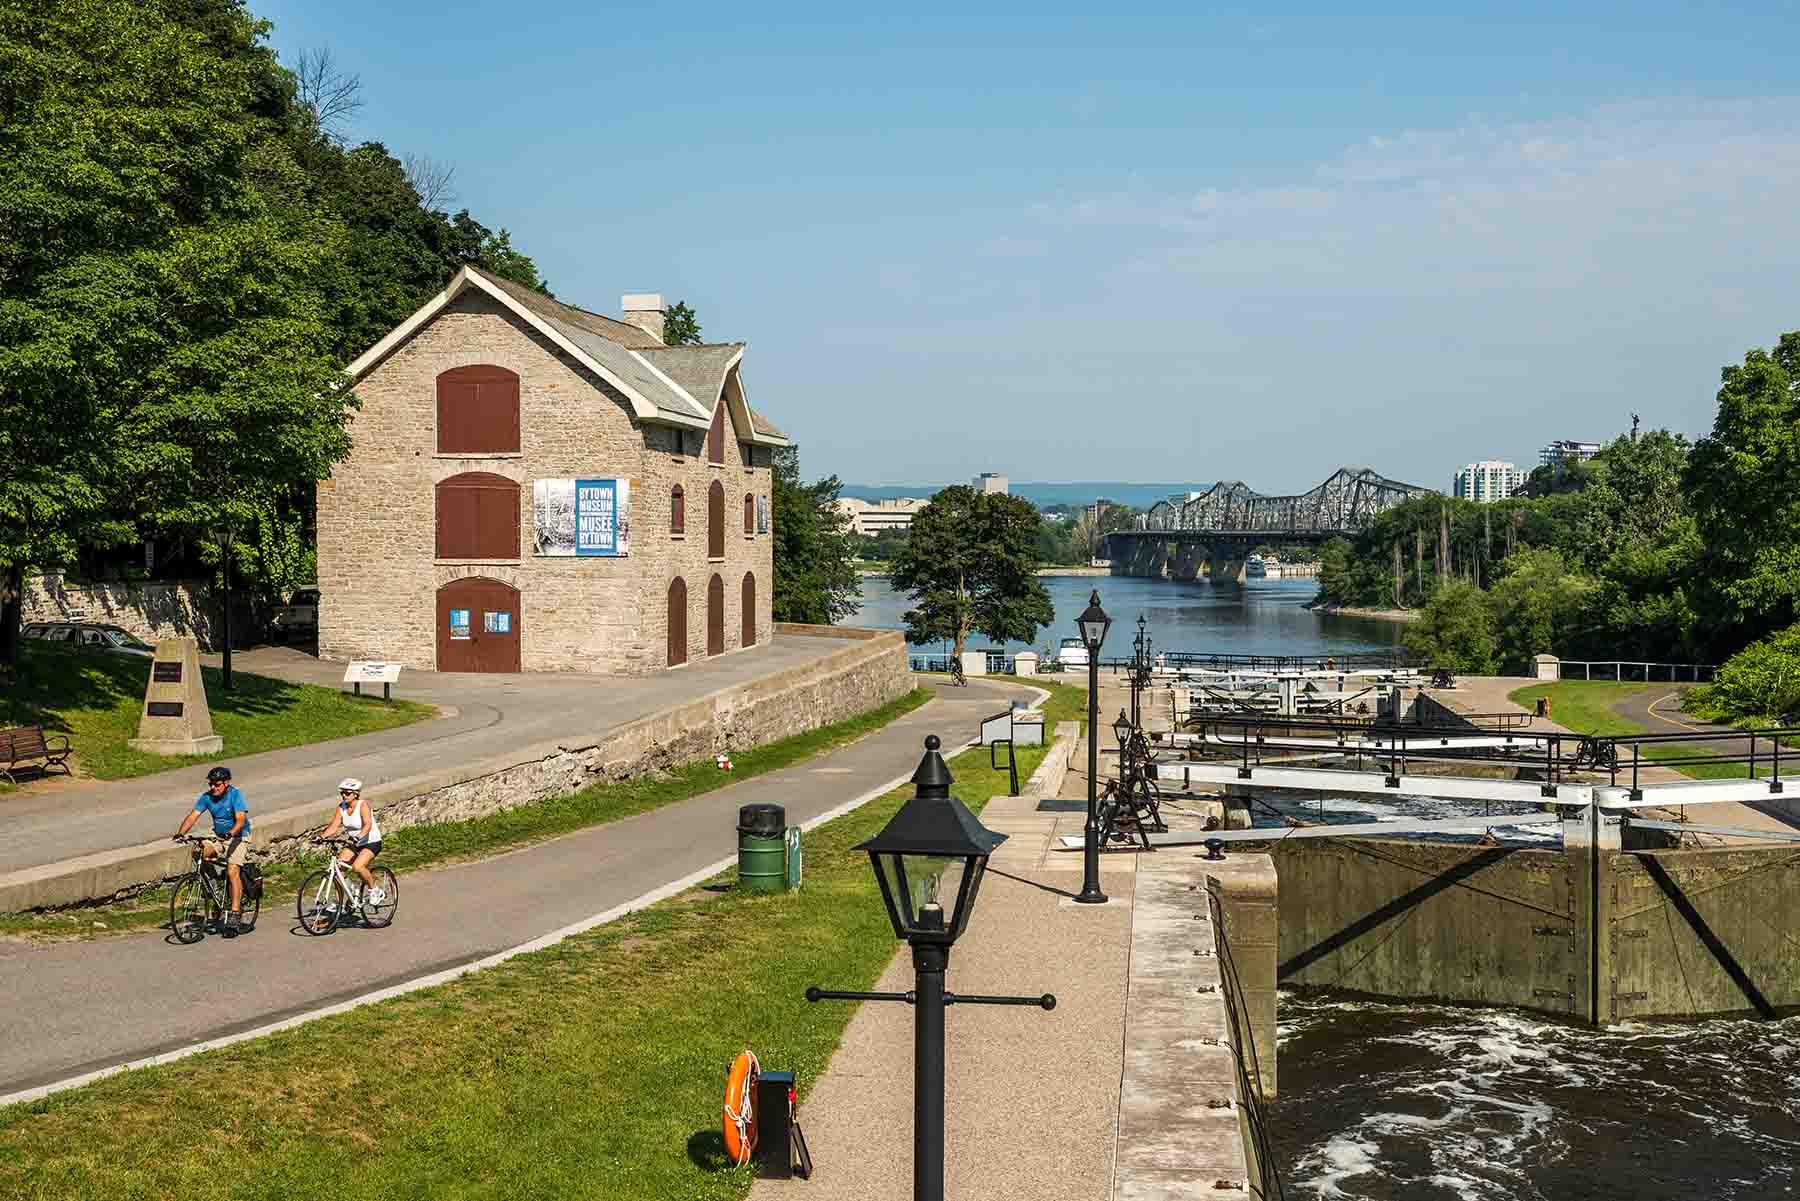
[533,477,632,557]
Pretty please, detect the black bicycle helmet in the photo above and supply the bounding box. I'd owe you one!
[206,766,233,783]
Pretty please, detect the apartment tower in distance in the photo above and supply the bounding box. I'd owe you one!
[973,472,1009,494]
[1452,460,1526,502]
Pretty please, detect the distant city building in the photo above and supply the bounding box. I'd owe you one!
[973,472,1009,495]
[832,496,929,536]
[1540,439,1602,469]
[1085,499,1111,524]
[1452,460,1526,503]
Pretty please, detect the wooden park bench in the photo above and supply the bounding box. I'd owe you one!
[0,724,73,784]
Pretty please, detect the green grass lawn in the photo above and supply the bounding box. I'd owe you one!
[0,686,940,940]
[0,642,432,782]
[1505,680,1769,780]
[0,682,1085,1201]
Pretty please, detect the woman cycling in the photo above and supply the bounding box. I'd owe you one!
[316,777,385,906]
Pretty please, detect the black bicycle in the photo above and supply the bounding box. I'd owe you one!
[170,835,261,943]
[949,656,968,686]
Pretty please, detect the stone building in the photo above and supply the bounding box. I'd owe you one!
[318,265,787,674]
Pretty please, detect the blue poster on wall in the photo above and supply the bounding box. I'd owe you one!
[533,477,632,557]
[448,608,471,640]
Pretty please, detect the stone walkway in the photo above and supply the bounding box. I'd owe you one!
[754,721,1252,1201]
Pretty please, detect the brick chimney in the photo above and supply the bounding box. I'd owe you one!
[620,293,666,343]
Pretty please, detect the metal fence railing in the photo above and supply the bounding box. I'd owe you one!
[1558,660,1717,682]
[1207,885,1286,1200]
[908,652,1015,675]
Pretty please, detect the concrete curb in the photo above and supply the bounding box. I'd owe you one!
[0,628,909,913]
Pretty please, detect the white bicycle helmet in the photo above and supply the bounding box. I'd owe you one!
[338,777,363,792]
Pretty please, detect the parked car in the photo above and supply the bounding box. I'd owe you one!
[270,587,320,643]
[20,622,156,657]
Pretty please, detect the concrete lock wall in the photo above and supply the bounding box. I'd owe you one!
[1269,837,1800,1023]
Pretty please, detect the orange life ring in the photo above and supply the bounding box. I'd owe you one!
[723,1049,760,1166]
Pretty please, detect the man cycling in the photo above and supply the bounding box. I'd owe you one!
[316,777,386,907]
[173,765,252,936]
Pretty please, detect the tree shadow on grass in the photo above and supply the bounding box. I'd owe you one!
[685,1129,734,1172]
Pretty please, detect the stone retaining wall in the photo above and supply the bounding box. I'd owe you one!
[261,624,910,860]
[4,626,910,909]
[22,573,221,648]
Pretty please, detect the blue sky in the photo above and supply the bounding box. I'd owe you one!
[259,1,1800,492]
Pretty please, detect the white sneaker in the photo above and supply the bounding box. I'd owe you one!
[367,887,387,906]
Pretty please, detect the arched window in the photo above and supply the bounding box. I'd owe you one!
[437,365,520,454]
[436,472,519,560]
[707,404,725,465]
[741,573,757,648]
[671,484,685,535]
[708,480,725,558]
[744,493,755,535]
[667,578,687,666]
[707,573,724,656]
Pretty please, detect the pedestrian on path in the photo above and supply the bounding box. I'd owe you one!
[173,766,252,936]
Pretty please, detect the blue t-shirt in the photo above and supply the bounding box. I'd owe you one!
[193,785,251,837]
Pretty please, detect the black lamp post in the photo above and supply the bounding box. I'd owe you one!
[808,736,1054,1201]
[1075,590,1112,904]
[1113,708,1133,750]
[217,521,239,692]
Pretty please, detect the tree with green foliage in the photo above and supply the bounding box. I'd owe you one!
[662,302,702,346]
[1685,331,1800,648]
[770,446,860,625]
[1485,549,1595,675]
[1403,582,1498,674]
[0,0,354,667]
[1686,621,1800,725]
[889,486,1053,660]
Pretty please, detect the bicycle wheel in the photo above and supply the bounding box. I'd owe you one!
[361,867,399,929]
[234,878,262,932]
[169,874,209,944]
[297,869,344,936]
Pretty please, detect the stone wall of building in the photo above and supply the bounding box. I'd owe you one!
[21,573,220,648]
[318,290,772,674]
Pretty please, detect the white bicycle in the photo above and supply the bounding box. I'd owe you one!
[297,837,399,935]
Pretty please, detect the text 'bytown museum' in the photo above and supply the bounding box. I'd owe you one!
[317,266,786,674]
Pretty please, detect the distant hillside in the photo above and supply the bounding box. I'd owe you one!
[838,482,1203,510]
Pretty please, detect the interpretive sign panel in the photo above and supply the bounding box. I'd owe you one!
[343,661,402,685]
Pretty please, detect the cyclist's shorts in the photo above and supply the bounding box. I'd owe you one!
[204,836,249,866]
[350,840,383,860]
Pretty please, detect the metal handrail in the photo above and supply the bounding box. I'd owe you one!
[989,737,1019,797]
[1206,886,1286,1200]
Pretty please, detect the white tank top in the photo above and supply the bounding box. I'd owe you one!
[338,797,382,846]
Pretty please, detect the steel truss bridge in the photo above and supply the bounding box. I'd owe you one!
[1134,467,1431,540]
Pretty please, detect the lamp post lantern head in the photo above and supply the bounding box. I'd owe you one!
[857,735,1007,946]
[1113,709,1133,747]
[1077,590,1112,652]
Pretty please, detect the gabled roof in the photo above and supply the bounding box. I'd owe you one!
[345,265,789,444]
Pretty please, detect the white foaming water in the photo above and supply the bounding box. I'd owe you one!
[1276,995,1800,1200]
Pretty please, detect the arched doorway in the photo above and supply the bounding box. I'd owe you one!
[707,573,724,656]
[436,578,521,672]
[741,573,756,648]
[668,578,688,666]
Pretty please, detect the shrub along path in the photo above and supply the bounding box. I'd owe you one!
[0,679,1070,1118]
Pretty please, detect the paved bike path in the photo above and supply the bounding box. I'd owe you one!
[0,679,1030,1098]
[0,636,840,875]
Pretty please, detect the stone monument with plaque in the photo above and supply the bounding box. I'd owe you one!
[129,638,223,755]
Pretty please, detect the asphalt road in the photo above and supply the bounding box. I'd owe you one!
[0,637,840,874]
[0,678,1032,1098]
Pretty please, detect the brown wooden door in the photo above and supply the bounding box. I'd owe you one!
[741,573,756,648]
[707,574,724,656]
[437,578,521,672]
[667,578,687,666]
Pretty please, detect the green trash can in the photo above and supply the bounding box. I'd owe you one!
[737,804,788,893]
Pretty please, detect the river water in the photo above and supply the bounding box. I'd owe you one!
[846,574,1404,659]
[852,572,1800,1199]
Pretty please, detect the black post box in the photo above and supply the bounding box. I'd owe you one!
[753,1070,811,1179]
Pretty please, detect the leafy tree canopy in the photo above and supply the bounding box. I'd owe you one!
[770,446,860,625]
[889,486,1052,657]
[1403,582,1498,675]
[662,301,702,346]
